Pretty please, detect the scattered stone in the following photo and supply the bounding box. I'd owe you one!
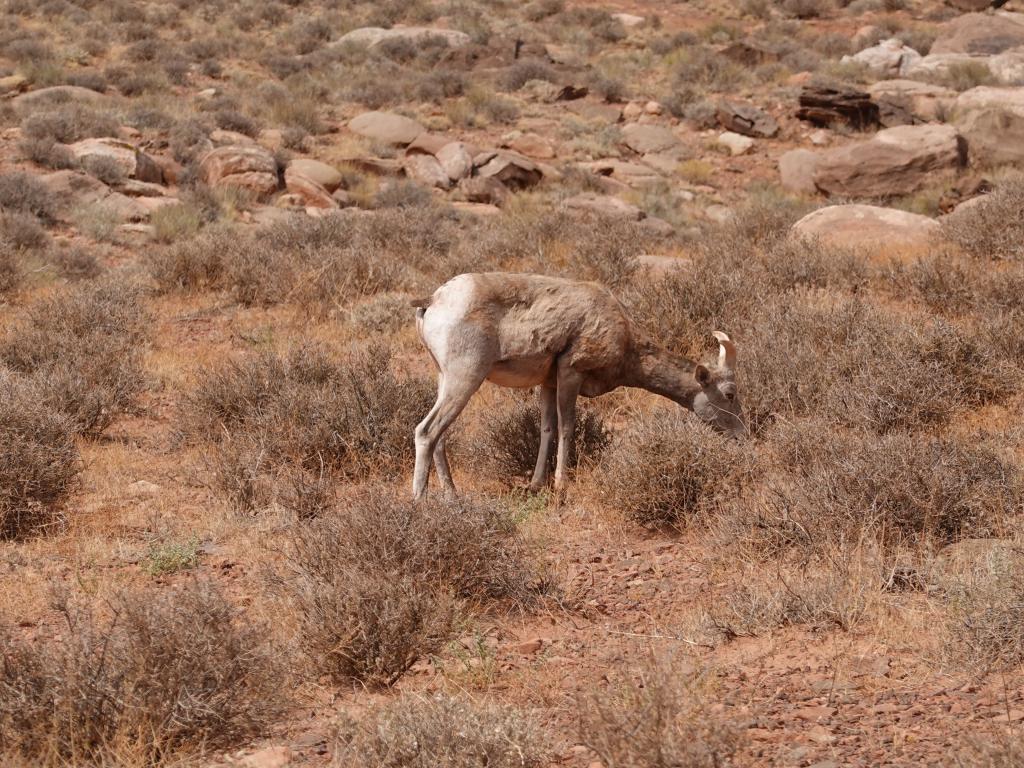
[717,99,779,138]
[459,176,510,206]
[842,38,923,76]
[287,158,343,192]
[792,204,941,249]
[435,142,473,182]
[544,43,583,66]
[811,124,965,197]
[644,101,663,115]
[622,102,643,120]
[284,167,337,208]
[119,179,169,197]
[12,84,105,111]
[621,123,681,154]
[938,174,991,213]
[199,145,279,201]
[69,138,164,184]
[581,159,664,188]
[241,746,292,768]
[348,111,424,145]
[718,131,754,156]
[720,39,784,67]
[778,149,821,194]
[563,192,644,220]
[337,26,471,50]
[511,638,544,654]
[475,151,543,190]
[404,153,450,189]
[556,85,588,101]
[795,706,835,722]
[930,11,1024,55]
[796,86,879,130]
[810,129,831,145]
[406,133,450,157]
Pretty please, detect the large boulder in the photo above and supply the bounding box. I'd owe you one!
[68,138,164,184]
[348,111,423,145]
[458,176,509,206]
[811,124,966,198]
[952,86,1024,166]
[792,204,940,249]
[867,80,957,122]
[620,123,681,154]
[930,11,1024,55]
[779,149,821,195]
[11,85,106,111]
[38,170,112,222]
[336,26,471,49]
[474,151,544,190]
[287,158,343,192]
[199,145,279,201]
[842,38,922,77]
[906,49,1024,84]
[404,154,449,189]
[436,142,473,182]
[284,166,336,208]
[989,46,1024,83]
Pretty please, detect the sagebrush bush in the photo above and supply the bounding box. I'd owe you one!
[335,692,551,767]
[480,396,609,482]
[184,343,435,510]
[0,580,280,766]
[20,105,121,144]
[738,421,1022,553]
[0,278,148,435]
[578,656,743,768]
[284,487,536,686]
[594,413,750,527]
[0,239,20,294]
[943,179,1024,260]
[0,371,79,540]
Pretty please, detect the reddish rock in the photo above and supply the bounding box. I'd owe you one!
[199,145,279,201]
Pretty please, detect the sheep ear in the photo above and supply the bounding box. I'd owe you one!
[712,330,737,372]
[694,364,712,386]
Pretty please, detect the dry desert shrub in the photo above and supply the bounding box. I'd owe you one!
[334,692,551,767]
[282,487,536,686]
[943,544,1024,672]
[951,733,1024,768]
[0,278,148,435]
[183,343,434,511]
[479,395,610,482]
[0,171,56,222]
[578,656,743,768]
[943,179,1024,260]
[0,371,79,540]
[19,104,121,145]
[729,420,1022,555]
[0,580,280,766]
[594,413,751,528]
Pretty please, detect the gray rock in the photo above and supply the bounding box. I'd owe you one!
[336,26,470,49]
[436,142,473,182]
[842,38,922,76]
[792,204,941,249]
[404,154,450,189]
[288,158,343,192]
[716,100,779,138]
[562,192,644,220]
[931,11,1024,55]
[953,86,1024,165]
[621,123,681,154]
[348,111,424,145]
[778,149,821,195]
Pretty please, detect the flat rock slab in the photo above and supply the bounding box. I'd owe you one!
[336,26,470,49]
[868,80,956,122]
[621,123,680,154]
[287,158,342,192]
[348,111,423,145]
[792,204,940,249]
[562,192,644,220]
[717,99,779,138]
[842,38,922,76]
[811,124,965,198]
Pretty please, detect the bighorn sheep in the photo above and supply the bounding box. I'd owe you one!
[411,272,744,500]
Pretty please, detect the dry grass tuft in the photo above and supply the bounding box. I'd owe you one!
[0,580,281,766]
[334,692,550,767]
[578,655,743,768]
[282,487,537,686]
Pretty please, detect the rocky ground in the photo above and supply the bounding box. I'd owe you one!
[3,0,1024,766]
